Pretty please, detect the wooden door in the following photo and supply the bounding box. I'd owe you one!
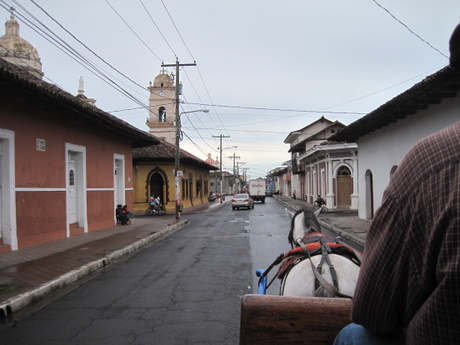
[337,175,352,208]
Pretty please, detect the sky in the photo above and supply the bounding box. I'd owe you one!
[1,0,459,178]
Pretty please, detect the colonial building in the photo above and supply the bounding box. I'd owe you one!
[0,13,159,251]
[146,70,176,144]
[131,70,219,214]
[132,141,217,214]
[284,117,357,209]
[0,57,159,251]
[331,66,460,219]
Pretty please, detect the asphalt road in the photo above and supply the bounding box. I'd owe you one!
[0,197,358,344]
[0,198,291,344]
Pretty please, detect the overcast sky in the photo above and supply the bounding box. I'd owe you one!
[1,0,459,178]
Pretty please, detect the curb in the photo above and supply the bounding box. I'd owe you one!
[278,199,365,248]
[0,220,189,319]
[317,221,365,248]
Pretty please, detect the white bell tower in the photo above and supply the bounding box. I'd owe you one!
[146,70,176,144]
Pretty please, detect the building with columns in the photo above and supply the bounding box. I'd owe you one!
[300,142,358,209]
[284,117,358,209]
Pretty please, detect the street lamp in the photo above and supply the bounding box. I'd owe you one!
[175,109,209,219]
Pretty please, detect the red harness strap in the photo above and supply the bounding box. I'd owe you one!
[276,237,363,279]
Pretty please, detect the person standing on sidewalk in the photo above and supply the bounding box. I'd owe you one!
[334,24,460,345]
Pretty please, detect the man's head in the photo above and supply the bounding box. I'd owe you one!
[450,23,460,71]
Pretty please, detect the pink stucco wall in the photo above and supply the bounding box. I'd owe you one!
[1,101,135,249]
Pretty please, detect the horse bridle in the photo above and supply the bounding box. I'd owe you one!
[297,238,353,299]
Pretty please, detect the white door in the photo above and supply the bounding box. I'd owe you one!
[68,154,78,224]
[114,159,124,206]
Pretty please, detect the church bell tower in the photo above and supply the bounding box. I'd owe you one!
[146,70,176,144]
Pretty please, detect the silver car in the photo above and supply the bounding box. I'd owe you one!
[232,193,254,210]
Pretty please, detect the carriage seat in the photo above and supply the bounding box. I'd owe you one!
[240,294,352,345]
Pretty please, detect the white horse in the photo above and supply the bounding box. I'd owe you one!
[280,209,361,298]
[286,208,322,248]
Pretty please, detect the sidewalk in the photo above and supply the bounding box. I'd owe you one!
[276,196,370,247]
[0,200,228,319]
[0,197,369,320]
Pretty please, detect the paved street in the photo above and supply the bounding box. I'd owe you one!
[0,197,294,344]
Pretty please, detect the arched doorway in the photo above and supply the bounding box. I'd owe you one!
[147,169,167,204]
[337,166,352,208]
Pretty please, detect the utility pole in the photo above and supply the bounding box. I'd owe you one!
[242,168,250,187]
[212,134,230,203]
[228,152,240,194]
[237,162,246,193]
[162,58,196,219]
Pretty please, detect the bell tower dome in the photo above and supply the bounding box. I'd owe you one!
[0,7,44,79]
[146,69,176,144]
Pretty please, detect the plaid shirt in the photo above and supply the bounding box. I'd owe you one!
[351,121,460,344]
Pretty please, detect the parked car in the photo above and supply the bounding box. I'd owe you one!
[265,189,273,197]
[232,193,254,210]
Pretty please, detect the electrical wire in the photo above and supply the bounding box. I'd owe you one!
[105,0,163,63]
[371,0,448,59]
[4,0,151,111]
[139,0,176,58]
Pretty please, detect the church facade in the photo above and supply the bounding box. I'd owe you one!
[130,70,218,215]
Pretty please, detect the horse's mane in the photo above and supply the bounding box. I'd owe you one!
[288,209,321,246]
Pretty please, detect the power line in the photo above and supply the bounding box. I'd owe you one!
[158,0,230,138]
[4,1,150,111]
[371,0,448,59]
[160,0,194,61]
[105,0,163,63]
[139,0,176,57]
[184,102,366,115]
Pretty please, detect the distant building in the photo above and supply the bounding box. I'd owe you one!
[0,8,43,79]
[284,117,357,209]
[205,153,220,167]
[146,70,176,144]
[132,141,218,213]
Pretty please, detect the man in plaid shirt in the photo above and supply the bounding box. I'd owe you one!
[334,24,460,345]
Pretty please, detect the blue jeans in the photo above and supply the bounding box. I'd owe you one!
[333,323,406,345]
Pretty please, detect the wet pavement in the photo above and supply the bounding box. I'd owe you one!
[0,196,370,319]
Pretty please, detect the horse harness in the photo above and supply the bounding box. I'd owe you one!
[260,232,362,298]
[298,234,352,298]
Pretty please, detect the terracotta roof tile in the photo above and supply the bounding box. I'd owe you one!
[0,58,159,147]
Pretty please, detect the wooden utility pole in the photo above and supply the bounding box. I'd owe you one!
[228,152,241,194]
[161,58,196,219]
[213,134,230,203]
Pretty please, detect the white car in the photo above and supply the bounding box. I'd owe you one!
[232,193,254,210]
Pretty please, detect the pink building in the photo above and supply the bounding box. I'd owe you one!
[0,58,159,251]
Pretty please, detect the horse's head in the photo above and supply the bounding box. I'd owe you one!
[287,209,322,248]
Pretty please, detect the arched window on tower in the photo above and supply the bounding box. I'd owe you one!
[158,106,166,122]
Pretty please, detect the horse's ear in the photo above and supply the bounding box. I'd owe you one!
[285,208,295,219]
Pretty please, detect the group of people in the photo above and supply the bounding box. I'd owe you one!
[115,204,132,225]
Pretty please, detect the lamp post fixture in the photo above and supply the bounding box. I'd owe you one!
[174,109,209,219]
